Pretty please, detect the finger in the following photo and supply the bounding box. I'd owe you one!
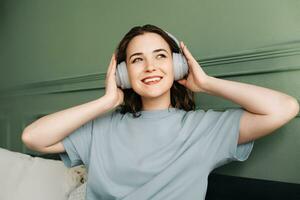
[107,54,114,70]
[180,41,185,50]
[110,54,117,74]
[181,42,192,59]
[181,42,191,58]
[107,53,115,76]
[112,53,117,71]
[108,55,118,85]
[181,43,198,66]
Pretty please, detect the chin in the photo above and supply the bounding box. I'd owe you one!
[140,91,169,99]
[133,82,173,99]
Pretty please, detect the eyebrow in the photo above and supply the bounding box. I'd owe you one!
[128,48,168,61]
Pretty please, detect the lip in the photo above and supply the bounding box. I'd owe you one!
[141,75,163,82]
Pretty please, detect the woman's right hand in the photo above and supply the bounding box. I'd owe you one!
[104,53,124,108]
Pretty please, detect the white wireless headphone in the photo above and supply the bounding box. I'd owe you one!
[115,31,188,89]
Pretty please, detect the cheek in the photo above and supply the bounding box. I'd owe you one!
[127,68,139,81]
[167,63,174,79]
[166,74,174,86]
[127,68,142,90]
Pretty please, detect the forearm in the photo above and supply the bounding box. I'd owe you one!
[22,95,116,148]
[202,76,298,116]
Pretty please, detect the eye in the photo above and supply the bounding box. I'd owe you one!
[132,54,166,63]
[132,57,142,63]
[157,54,166,59]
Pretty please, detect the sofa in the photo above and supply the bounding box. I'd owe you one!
[0,147,87,200]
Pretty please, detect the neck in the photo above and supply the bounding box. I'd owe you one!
[141,91,173,111]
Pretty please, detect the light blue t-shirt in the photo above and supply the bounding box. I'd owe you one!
[59,107,254,200]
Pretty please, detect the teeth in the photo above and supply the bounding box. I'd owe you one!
[143,77,162,83]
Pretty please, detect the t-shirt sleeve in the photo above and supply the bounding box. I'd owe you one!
[59,120,94,168]
[205,108,254,169]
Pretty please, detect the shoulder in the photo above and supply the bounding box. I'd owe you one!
[93,109,121,125]
[176,108,206,125]
[184,108,206,118]
[183,108,244,123]
[200,108,244,116]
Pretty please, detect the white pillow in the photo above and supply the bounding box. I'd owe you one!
[0,147,85,200]
[68,182,87,200]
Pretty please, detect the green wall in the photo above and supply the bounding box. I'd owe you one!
[1,0,299,184]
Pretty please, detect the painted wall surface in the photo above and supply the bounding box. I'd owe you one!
[0,0,299,184]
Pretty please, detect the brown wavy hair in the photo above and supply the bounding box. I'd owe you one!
[114,24,195,117]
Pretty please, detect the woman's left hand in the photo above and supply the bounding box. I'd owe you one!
[177,41,210,93]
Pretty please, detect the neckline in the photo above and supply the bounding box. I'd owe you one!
[139,107,179,119]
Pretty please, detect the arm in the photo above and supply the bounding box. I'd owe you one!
[202,76,299,144]
[22,53,123,153]
[178,41,299,144]
[22,95,118,152]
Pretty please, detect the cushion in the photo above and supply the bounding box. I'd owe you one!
[0,147,86,200]
[68,182,87,200]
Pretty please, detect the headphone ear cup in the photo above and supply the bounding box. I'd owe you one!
[164,30,188,80]
[116,61,131,89]
[172,52,188,80]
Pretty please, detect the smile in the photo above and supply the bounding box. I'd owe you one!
[142,77,163,85]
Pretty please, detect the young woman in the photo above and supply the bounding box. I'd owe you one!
[22,24,299,200]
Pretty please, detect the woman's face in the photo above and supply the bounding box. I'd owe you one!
[125,32,174,100]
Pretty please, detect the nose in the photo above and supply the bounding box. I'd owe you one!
[144,59,157,72]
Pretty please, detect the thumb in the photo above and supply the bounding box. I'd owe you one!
[177,79,186,86]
